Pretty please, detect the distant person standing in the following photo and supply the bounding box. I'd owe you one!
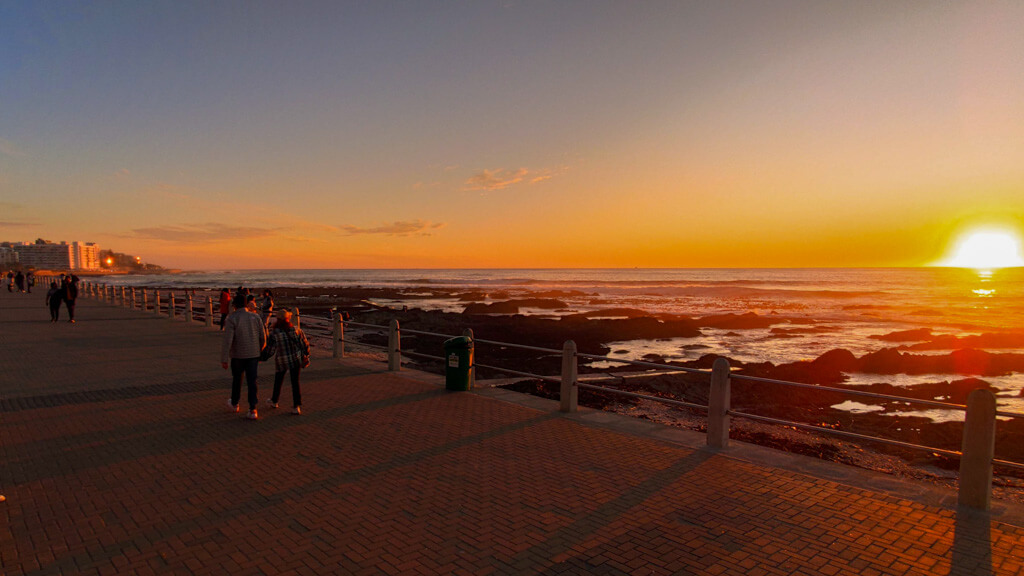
[260,289,274,326]
[61,274,79,323]
[218,288,232,330]
[6,271,12,292]
[26,272,34,293]
[45,281,62,322]
[14,271,24,293]
[221,296,267,420]
[264,309,310,415]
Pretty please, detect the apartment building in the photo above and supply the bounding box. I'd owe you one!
[10,241,101,271]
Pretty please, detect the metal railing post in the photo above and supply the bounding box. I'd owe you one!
[333,313,344,359]
[185,293,193,324]
[708,357,732,449]
[121,286,127,307]
[560,340,578,413]
[168,293,176,320]
[958,389,997,510]
[130,287,137,310]
[142,289,149,312]
[205,296,214,327]
[154,291,161,315]
[294,307,300,328]
[388,319,401,371]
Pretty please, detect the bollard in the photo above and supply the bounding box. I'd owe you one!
[333,312,344,359]
[205,296,214,328]
[708,357,731,449]
[560,340,578,413]
[121,286,127,307]
[388,319,401,371]
[154,291,162,315]
[168,293,176,320]
[958,389,997,510]
[143,289,149,312]
[294,307,301,328]
[130,288,137,310]
[185,293,193,324]
[462,328,476,389]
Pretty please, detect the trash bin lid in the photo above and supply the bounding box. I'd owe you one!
[444,335,473,349]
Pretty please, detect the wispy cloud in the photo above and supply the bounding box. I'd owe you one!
[463,167,563,191]
[0,202,38,227]
[128,223,282,243]
[0,138,26,158]
[341,220,445,237]
[464,168,529,191]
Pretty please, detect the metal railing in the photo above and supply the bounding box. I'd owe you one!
[82,281,1022,510]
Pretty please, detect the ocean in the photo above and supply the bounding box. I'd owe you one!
[96,268,1024,417]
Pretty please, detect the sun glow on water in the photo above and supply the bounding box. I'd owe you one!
[938,228,1024,270]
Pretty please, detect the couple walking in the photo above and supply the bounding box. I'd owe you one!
[44,274,79,322]
[220,296,310,420]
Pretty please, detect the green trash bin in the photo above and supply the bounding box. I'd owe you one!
[444,336,474,391]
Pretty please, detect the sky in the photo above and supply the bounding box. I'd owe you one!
[1,1,1023,270]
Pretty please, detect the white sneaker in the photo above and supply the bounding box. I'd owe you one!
[227,399,239,413]
[266,400,279,409]
[291,406,301,415]
[246,409,258,420]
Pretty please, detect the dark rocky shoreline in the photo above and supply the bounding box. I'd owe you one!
[240,286,1024,500]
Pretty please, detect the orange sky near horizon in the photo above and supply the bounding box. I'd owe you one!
[2,2,1023,270]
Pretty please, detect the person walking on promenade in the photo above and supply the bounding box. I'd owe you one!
[218,288,231,330]
[264,309,309,415]
[5,271,12,292]
[45,281,62,322]
[260,289,274,326]
[221,296,267,420]
[26,271,34,293]
[61,274,79,323]
[15,271,25,293]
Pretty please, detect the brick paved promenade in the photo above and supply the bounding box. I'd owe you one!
[2,288,1022,575]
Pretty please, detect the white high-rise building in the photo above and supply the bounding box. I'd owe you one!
[13,242,73,270]
[11,241,102,270]
[72,242,100,270]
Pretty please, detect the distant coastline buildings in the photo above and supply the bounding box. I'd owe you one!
[0,239,160,272]
[0,240,100,271]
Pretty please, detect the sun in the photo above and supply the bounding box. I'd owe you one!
[938,228,1024,269]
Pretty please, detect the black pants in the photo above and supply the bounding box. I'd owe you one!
[272,365,302,407]
[64,298,76,321]
[230,357,260,410]
[49,303,61,321]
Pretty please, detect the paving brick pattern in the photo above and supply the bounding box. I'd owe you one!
[1,290,1022,575]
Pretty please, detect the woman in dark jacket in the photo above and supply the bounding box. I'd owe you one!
[45,281,62,322]
[265,309,309,414]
